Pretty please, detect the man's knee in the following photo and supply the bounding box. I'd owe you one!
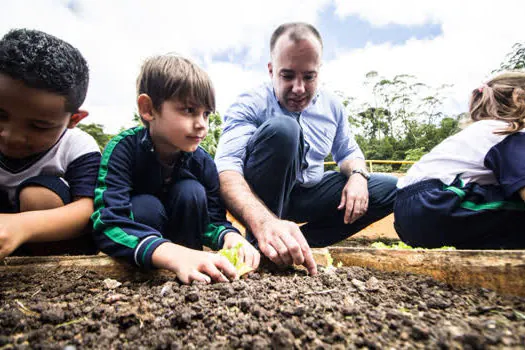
[252,117,301,153]
[368,173,398,207]
[18,186,64,212]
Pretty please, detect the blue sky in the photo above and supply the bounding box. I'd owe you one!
[211,4,443,68]
[316,3,443,60]
[0,0,523,132]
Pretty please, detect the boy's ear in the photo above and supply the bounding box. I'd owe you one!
[137,94,155,123]
[68,110,89,128]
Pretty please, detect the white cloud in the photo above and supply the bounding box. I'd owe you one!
[1,0,330,132]
[325,0,524,116]
[1,0,523,133]
[334,0,446,26]
[206,62,269,115]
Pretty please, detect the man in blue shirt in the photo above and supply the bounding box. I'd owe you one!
[215,22,397,275]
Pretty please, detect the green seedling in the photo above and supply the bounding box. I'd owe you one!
[324,251,334,267]
[218,243,254,276]
[323,251,343,270]
[370,242,456,250]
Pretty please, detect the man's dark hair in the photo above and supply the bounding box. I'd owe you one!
[0,28,89,113]
[270,22,323,54]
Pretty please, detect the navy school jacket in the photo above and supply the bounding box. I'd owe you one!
[91,126,240,268]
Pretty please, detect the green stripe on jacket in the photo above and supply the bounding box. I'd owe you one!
[91,127,144,249]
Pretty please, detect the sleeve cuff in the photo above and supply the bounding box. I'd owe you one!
[215,157,245,176]
[217,228,241,249]
[337,151,365,166]
[134,236,171,269]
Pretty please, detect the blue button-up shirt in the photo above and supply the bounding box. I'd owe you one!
[215,82,364,187]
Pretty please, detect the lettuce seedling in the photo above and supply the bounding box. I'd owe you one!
[218,243,254,276]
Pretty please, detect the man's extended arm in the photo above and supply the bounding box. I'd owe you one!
[215,88,316,275]
[219,170,317,275]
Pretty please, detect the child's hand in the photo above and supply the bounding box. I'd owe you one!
[151,242,238,284]
[222,232,260,271]
[0,214,30,259]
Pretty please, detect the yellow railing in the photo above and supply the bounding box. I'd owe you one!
[324,160,415,172]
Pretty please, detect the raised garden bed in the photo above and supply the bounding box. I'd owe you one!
[1,256,525,349]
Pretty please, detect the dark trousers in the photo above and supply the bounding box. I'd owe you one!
[244,117,398,247]
[130,179,208,250]
[395,179,525,249]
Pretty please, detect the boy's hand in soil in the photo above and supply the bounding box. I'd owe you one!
[152,242,238,284]
[0,214,30,259]
[222,232,260,270]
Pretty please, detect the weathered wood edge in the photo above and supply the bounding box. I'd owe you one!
[328,247,525,297]
[1,248,524,296]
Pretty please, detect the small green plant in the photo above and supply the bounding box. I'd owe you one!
[218,243,254,276]
[323,251,343,270]
[370,242,456,250]
[324,251,334,267]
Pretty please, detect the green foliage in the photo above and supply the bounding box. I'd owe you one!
[77,123,114,151]
[342,71,462,169]
[132,112,143,127]
[201,112,223,158]
[324,154,337,171]
[494,42,525,72]
[399,147,425,172]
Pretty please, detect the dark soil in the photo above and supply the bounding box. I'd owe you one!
[1,266,524,349]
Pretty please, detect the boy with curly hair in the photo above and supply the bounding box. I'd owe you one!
[0,29,101,258]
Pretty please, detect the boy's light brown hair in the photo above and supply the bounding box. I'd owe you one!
[136,54,215,126]
[469,71,525,134]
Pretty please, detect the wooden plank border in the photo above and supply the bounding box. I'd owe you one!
[328,247,525,297]
[1,248,524,296]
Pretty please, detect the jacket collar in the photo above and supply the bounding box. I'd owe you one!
[139,127,193,166]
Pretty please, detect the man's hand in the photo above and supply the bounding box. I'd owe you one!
[254,218,317,275]
[0,214,30,259]
[222,231,260,271]
[152,242,238,284]
[337,174,369,224]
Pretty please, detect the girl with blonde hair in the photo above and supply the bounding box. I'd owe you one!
[395,72,525,248]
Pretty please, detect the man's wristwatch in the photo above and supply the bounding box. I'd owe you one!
[350,168,371,181]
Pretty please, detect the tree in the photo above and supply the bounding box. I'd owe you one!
[200,112,223,158]
[494,42,525,72]
[77,123,114,151]
[342,71,458,170]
